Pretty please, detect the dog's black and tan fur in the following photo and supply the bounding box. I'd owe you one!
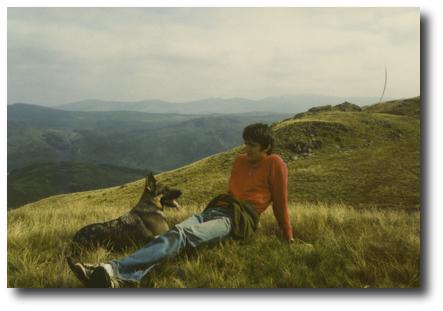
[70,173,182,253]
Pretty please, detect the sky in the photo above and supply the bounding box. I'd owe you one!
[7,7,420,106]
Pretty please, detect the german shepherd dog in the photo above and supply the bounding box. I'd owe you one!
[70,172,182,254]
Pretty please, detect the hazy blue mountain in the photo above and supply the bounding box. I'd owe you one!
[55,94,384,114]
[7,103,291,208]
[8,103,291,172]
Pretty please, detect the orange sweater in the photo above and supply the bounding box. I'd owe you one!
[228,153,293,241]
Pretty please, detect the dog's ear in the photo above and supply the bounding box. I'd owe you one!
[145,172,156,193]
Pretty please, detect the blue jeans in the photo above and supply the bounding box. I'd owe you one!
[108,207,233,282]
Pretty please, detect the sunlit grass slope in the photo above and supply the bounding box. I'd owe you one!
[7,97,420,288]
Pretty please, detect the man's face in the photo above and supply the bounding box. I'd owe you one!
[244,140,269,163]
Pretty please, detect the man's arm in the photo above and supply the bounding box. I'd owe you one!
[227,155,239,194]
[270,156,293,241]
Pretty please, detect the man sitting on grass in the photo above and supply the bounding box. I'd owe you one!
[68,123,310,288]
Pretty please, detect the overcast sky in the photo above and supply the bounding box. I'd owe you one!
[7,7,420,106]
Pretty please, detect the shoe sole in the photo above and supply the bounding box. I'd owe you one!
[89,266,112,288]
[66,257,90,286]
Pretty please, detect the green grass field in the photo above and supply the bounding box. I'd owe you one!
[7,97,420,288]
[7,197,419,288]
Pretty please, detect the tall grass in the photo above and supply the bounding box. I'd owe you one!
[7,200,419,288]
[7,97,420,288]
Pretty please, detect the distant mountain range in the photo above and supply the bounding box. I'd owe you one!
[8,104,291,174]
[53,94,384,114]
[7,103,293,208]
[10,96,420,213]
[8,95,414,210]
[7,102,295,208]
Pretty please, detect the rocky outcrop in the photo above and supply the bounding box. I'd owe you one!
[273,121,350,161]
[293,101,361,119]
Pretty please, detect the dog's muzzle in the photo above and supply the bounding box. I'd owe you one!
[160,189,182,209]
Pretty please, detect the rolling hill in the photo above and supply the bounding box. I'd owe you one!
[7,96,420,288]
[7,162,147,210]
[154,96,420,210]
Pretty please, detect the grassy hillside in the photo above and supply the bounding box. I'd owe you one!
[7,162,147,210]
[7,96,420,288]
[363,96,420,117]
[156,96,420,210]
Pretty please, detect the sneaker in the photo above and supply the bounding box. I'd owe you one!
[89,263,121,288]
[66,257,97,286]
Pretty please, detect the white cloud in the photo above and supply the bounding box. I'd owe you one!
[7,7,420,105]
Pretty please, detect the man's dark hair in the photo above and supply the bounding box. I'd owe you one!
[242,123,274,155]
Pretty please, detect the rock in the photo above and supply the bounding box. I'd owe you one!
[293,112,306,119]
[333,101,362,112]
[308,105,332,113]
